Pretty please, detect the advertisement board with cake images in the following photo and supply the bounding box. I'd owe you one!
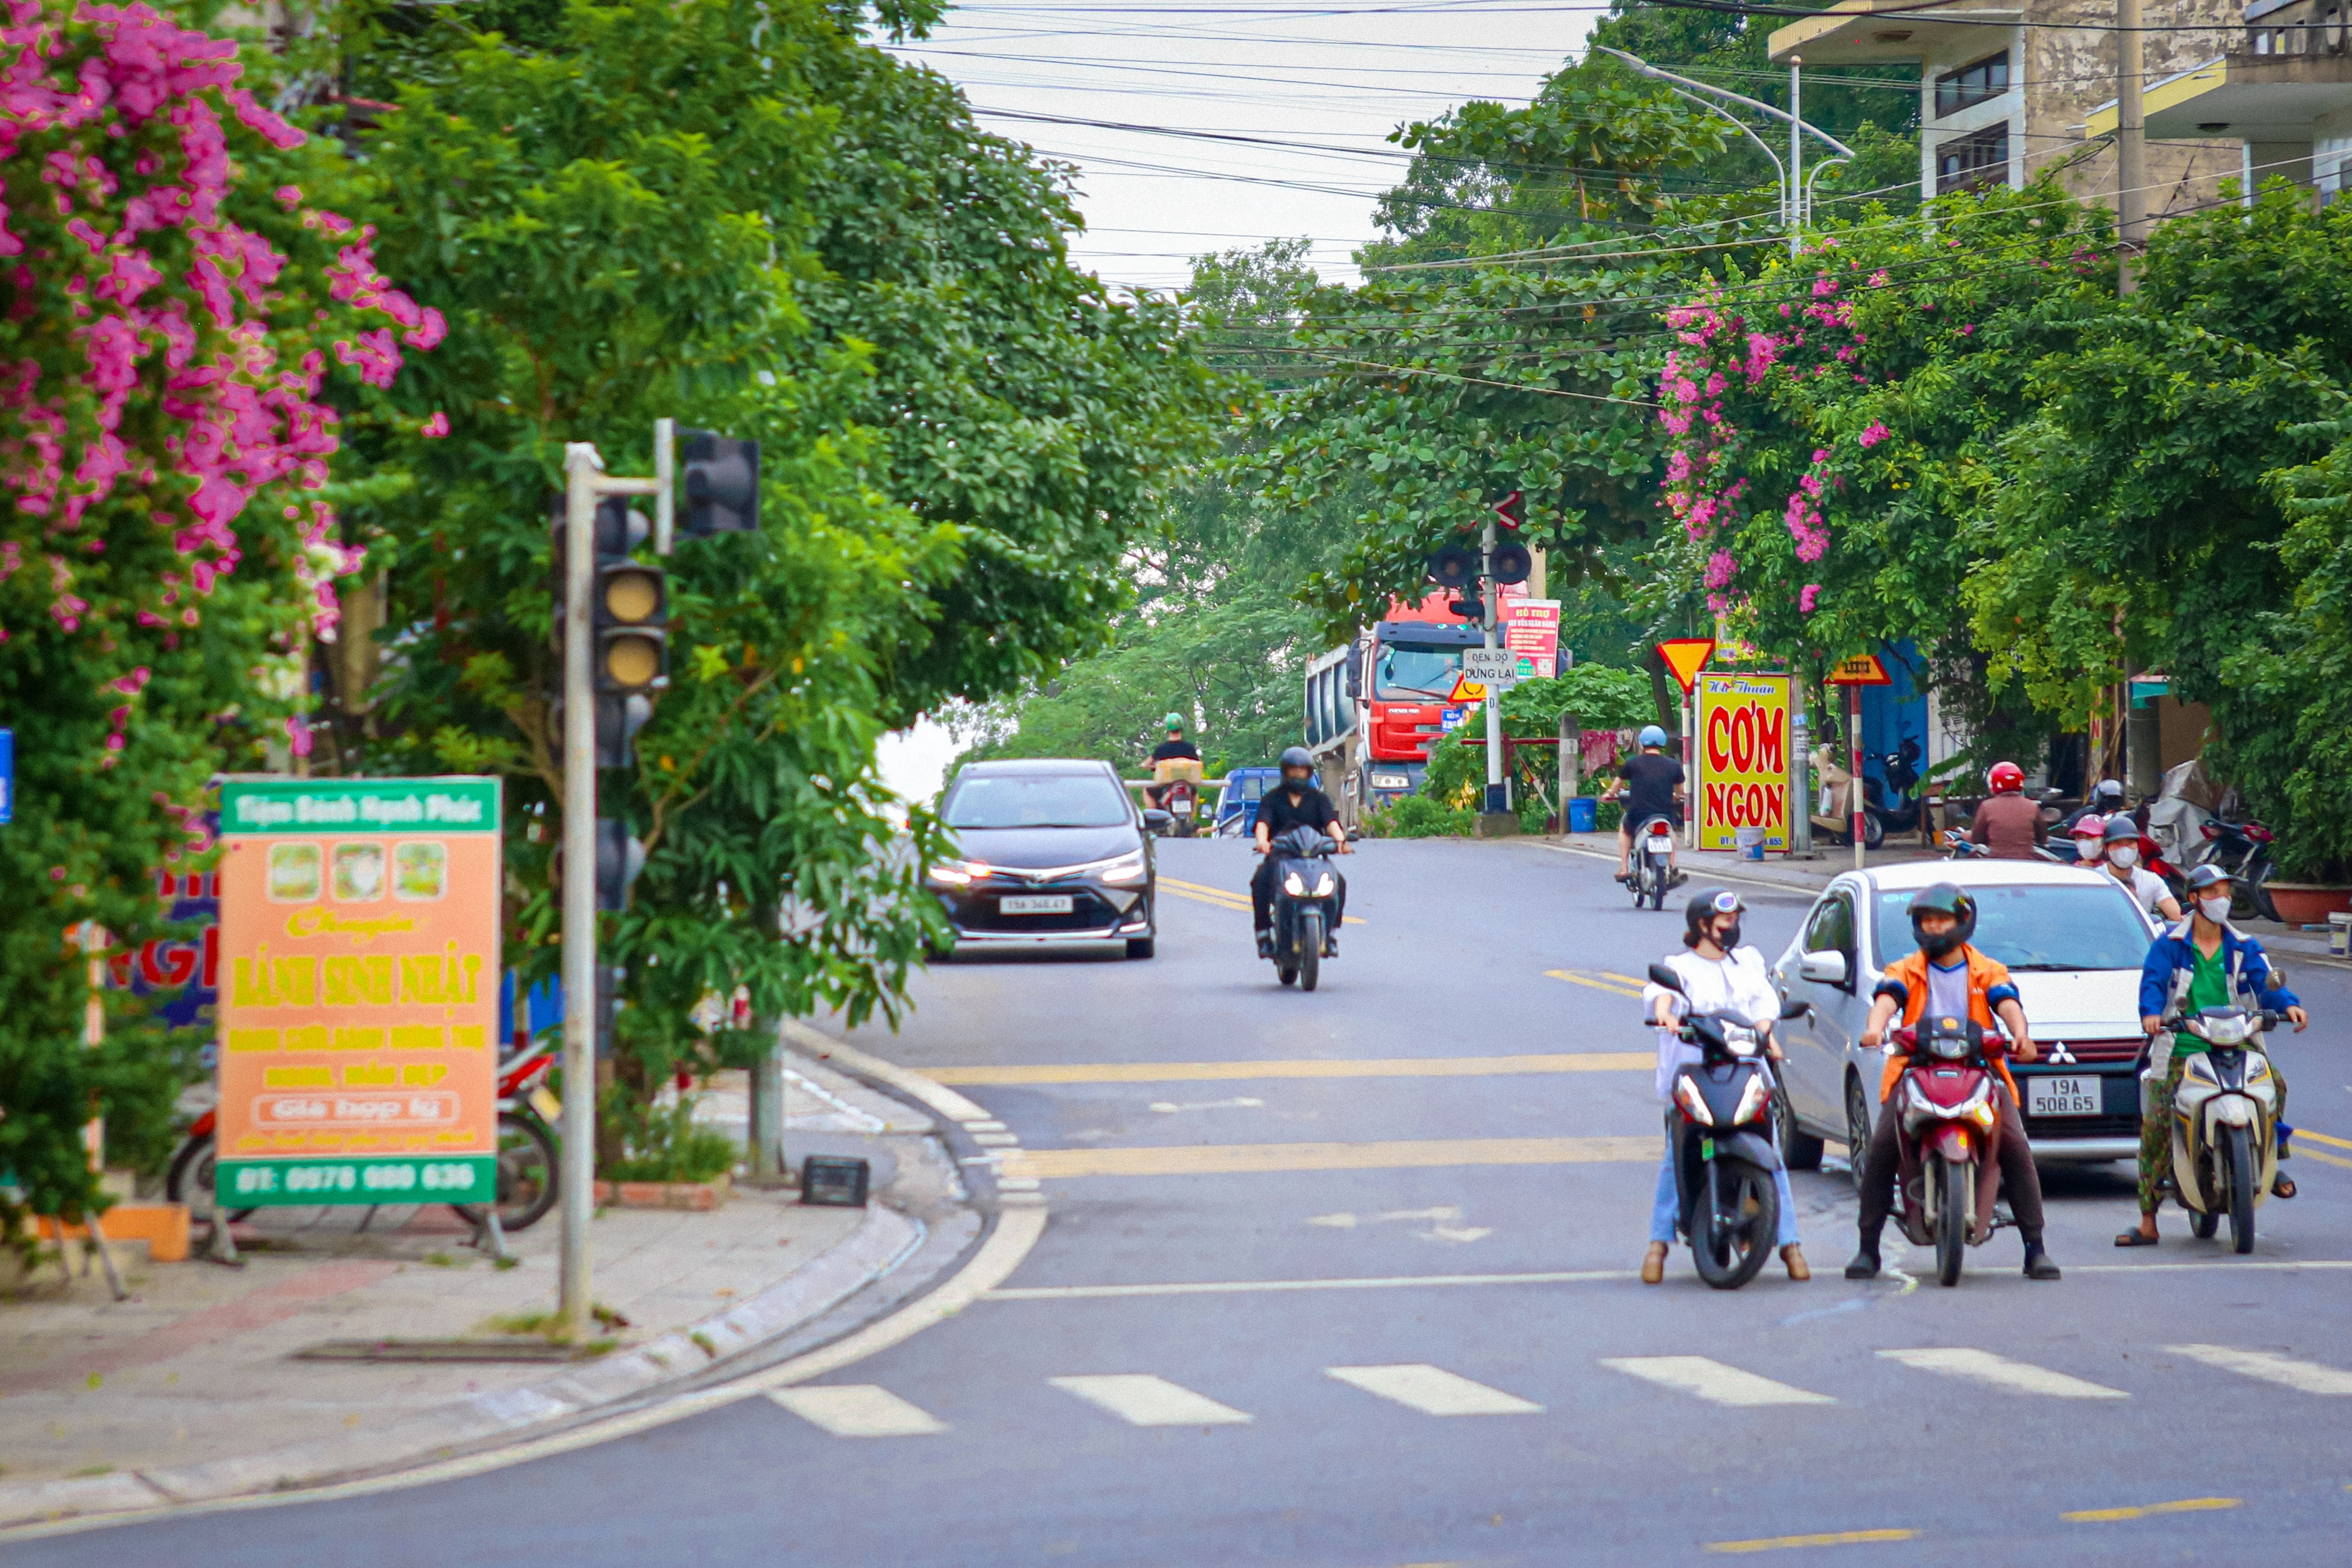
[213,777,502,1208]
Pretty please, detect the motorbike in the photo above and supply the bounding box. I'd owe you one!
[1862,736,1926,835]
[1646,964,1810,1290]
[1808,748,1884,850]
[2196,818,2279,922]
[1938,828,1989,861]
[2153,1001,2284,1254]
[1626,813,1677,910]
[165,1036,563,1241]
[1888,1015,2011,1287]
[1262,824,1342,991]
[1150,758,1206,839]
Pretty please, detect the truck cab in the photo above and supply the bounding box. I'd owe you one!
[1304,594,1484,825]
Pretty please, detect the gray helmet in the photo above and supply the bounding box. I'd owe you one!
[1278,745,1314,777]
[2184,863,2234,894]
[2101,812,2141,844]
[2093,778,2125,806]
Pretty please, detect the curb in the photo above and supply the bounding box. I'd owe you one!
[0,1033,1044,1540]
[785,1020,1047,1206]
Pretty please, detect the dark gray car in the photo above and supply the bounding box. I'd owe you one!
[925,759,1162,958]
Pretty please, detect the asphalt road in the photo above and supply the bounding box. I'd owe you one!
[21,837,2352,1566]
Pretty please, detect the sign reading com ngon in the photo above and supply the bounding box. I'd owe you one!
[214,777,503,1208]
[1696,673,1791,851]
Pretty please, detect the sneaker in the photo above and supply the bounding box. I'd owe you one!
[1843,1246,1880,1280]
[1255,930,1274,959]
[1322,934,1338,958]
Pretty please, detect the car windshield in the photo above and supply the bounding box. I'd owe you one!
[1375,643,1463,700]
[944,773,1131,830]
[1872,884,2152,972]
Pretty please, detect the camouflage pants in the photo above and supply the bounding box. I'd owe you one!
[2139,1053,2288,1212]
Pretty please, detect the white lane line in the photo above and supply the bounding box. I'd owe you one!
[1876,1349,2129,1399]
[2167,1343,2352,1394]
[767,1385,948,1436]
[1601,1356,1835,1407]
[1326,1364,1542,1416]
[1050,1373,1253,1427]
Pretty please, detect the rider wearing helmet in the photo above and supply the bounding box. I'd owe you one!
[1144,712,1203,810]
[2059,777,2127,839]
[2097,811,2181,921]
[1846,882,2061,1282]
[1251,745,1349,957]
[1967,761,2045,860]
[2119,863,2308,1245]
[2066,813,2108,867]
[1638,889,1810,1284]
[1604,724,1687,885]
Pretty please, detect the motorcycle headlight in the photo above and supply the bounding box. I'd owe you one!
[926,861,976,887]
[1673,1076,1714,1126]
[1313,871,1336,897]
[1733,1074,1770,1126]
[1097,851,1148,887]
[1284,871,1307,896]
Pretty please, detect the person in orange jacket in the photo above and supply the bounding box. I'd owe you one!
[1844,882,2062,1281]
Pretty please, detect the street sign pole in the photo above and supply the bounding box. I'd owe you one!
[1848,684,1865,871]
[1480,520,1505,815]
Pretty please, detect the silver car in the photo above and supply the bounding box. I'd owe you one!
[1770,859,2161,1169]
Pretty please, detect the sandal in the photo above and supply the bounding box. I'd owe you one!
[2113,1229,2160,1247]
[2273,1175,2298,1200]
[1640,1242,1668,1285]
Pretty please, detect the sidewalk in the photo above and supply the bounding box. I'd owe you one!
[0,1045,971,1522]
[1540,831,2352,969]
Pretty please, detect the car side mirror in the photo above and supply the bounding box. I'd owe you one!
[1780,997,1812,1020]
[1646,962,1687,995]
[1142,809,1174,833]
[1798,950,1849,986]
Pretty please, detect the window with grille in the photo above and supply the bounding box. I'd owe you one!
[1934,51,2011,116]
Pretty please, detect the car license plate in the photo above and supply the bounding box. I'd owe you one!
[2028,1075,2100,1117]
[1001,895,1073,915]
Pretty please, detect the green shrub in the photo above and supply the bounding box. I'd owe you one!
[1363,795,1475,838]
[601,1093,740,1184]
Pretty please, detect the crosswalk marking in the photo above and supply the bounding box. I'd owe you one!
[1875,1349,2128,1399]
[1049,1373,1253,1427]
[767,1385,946,1436]
[1601,1356,1834,1407]
[2167,1343,2352,1394]
[1324,1364,1542,1416]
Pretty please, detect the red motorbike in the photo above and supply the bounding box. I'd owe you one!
[167,1036,561,1238]
[1888,1015,2009,1287]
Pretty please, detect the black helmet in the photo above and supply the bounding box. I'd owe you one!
[1683,887,1744,949]
[1908,882,1977,959]
[1278,745,1314,780]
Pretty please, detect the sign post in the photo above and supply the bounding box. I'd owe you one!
[214,777,503,1223]
[1695,673,1792,854]
[1655,639,1714,849]
[1824,654,1892,871]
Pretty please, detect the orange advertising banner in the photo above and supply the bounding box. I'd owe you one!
[213,777,501,1208]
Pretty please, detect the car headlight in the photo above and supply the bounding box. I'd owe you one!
[1098,851,1148,887]
[926,861,976,887]
[1312,871,1336,897]
[1284,871,1307,896]
[1733,1074,1770,1126]
[1673,1075,1714,1126]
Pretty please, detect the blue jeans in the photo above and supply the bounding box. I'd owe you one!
[1650,1133,1801,1248]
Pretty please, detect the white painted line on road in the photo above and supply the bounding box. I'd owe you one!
[1602,1356,1834,1407]
[2167,1343,2352,1394]
[1050,1374,1252,1427]
[987,1269,1633,1300]
[1875,1349,2128,1399]
[1326,1364,1542,1416]
[768,1385,947,1436]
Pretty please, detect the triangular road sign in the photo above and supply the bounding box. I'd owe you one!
[1655,638,1714,694]
[1449,672,1487,703]
[1825,653,1892,686]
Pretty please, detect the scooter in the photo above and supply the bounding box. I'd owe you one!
[1160,778,1200,837]
[2154,1001,2284,1254]
[1627,813,1677,910]
[1889,1015,2009,1287]
[1808,748,1885,849]
[1646,964,1810,1290]
[1262,824,1342,991]
[1862,737,1926,835]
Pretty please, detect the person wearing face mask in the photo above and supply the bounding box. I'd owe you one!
[2117,863,2308,1246]
[2097,812,2181,921]
[1639,889,1809,1284]
[2064,814,2108,866]
[1251,746,1348,958]
[1845,882,2060,1281]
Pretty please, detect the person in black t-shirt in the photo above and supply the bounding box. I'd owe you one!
[1144,713,1202,809]
[1251,746,1348,955]
[1604,725,1687,883]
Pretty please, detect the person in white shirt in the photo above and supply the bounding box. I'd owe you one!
[1638,888,1810,1284]
[2098,812,2182,921]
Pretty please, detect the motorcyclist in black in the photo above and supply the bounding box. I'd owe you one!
[1252,745,1349,957]
[2057,778,2126,841]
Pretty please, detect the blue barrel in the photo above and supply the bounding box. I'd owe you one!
[1566,796,1598,833]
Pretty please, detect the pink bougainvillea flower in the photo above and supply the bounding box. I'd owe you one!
[1800,583,1822,613]
[1859,422,1890,449]
[420,409,449,438]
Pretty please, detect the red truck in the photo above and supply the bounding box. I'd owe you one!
[1302,593,1486,825]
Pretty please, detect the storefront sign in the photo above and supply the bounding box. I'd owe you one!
[214,777,501,1208]
[1696,673,1792,851]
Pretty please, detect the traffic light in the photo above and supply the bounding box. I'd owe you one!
[550,692,654,769]
[594,817,645,912]
[549,494,667,755]
[1489,540,1533,586]
[680,429,760,537]
[1427,545,1479,590]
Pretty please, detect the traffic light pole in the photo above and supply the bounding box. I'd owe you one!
[557,441,665,1342]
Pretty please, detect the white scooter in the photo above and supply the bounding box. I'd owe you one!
[2154,1002,2284,1254]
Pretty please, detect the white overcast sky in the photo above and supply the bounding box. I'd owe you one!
[874,1,1608,805]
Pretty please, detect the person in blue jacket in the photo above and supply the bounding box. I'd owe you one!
[2117,864,2308,1246]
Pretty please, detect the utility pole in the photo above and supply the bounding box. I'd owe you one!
[1789,57,1803,257]
[1480,518,1506,816]
[2116,0,2146,293]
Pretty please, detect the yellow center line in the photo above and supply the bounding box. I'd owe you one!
[1546,969,1644,998]
[1706,1529,1917,1554]
[927,1053,1651,1085]
[2063,1497,2239,1523]
[1002,1135,1658,1179]
[2295,1146,2352,1170]
[2297,1127,2352,1152]
[1158,874,1367,925]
